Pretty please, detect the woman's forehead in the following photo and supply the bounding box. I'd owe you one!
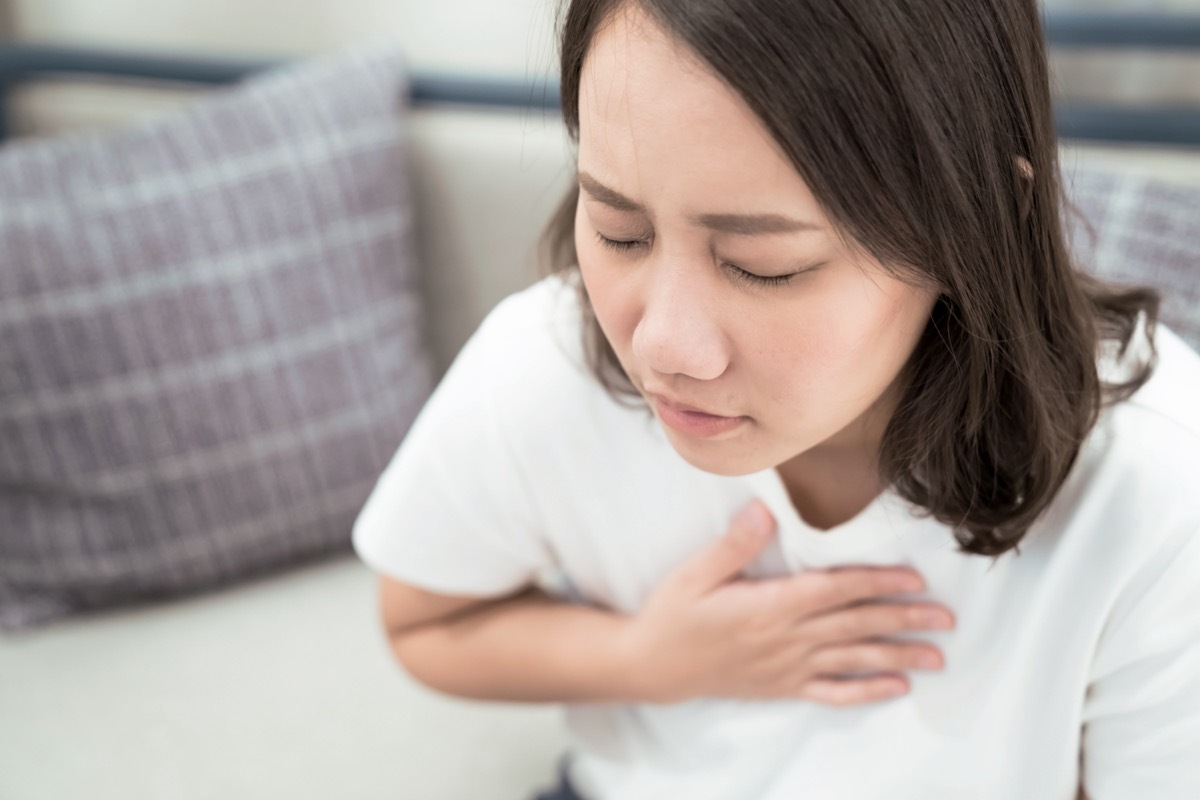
[578,6,741,131]
[576,8,820,221]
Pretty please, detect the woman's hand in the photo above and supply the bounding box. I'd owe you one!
[621,498,955,706]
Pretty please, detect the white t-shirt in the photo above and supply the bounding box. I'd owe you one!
[353,272,1200,800]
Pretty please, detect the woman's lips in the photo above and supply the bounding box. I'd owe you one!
[651,395,747,438]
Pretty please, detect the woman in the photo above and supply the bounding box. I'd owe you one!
[353,1,1200,798]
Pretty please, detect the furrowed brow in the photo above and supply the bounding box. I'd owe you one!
[578,171,822,235]
[692,212,822,236]
[578,172,645,213]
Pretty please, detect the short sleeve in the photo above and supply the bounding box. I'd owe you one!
[351,291,555,597]
[1080,526,1200,798]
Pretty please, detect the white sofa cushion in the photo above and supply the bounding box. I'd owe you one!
[0,555,570,799]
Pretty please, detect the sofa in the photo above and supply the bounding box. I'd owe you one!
[0,41,579,800]
[1,18,1199,800]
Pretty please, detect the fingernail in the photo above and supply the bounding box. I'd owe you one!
[898,574,925,592]
[924,613,954,629]
[736,500,772,537]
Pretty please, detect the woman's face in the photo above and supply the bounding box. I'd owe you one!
[574,6,939,478]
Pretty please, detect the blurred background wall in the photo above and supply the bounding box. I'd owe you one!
[1046,0,1200,107]
[1,0,1198,93]
[0,0,1198,163]
[0,0,561,136]
[0,0,558,75]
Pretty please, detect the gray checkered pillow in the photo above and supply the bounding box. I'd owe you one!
[0,43,433,632]
[1064,167,1200,350]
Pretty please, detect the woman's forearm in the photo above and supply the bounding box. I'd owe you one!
[388,586,650,703]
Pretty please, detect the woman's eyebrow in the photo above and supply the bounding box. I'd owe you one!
[578,171,823,235]
[579,171,644,213]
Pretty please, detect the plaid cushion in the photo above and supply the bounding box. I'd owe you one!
[1064,167,1200,351]
[0,43,433,632]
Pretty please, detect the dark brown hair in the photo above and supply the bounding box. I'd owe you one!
[541,0,1160,557]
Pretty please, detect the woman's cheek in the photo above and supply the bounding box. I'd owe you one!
[582,265,643,375]
[582,261,625,344]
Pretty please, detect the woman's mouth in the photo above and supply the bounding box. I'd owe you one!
[650,395,747,438]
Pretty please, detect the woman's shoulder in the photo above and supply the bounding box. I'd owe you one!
[1106,323,1200,447]
[1087,323,1200,516]
[464,270,602,401]
[1032,325,1200,579]
[469,271,582,355]
[434,270,646,443]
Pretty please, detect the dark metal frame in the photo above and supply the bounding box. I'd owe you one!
[0,45,560,142]
[0,11,1198,146]
[1045,12,1200,146]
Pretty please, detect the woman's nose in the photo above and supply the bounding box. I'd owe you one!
[631,270,730,381]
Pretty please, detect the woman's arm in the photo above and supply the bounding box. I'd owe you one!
[387,524,952,709]
[388,585,647,703]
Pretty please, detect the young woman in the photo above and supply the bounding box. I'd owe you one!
[353,1,1200,798]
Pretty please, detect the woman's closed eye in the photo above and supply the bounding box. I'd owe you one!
[726,265,802,288]
[593,232,814,288]
[594,232,646,253]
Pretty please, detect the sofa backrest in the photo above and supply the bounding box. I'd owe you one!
[2,1,1198,373]
[4,78,574,376]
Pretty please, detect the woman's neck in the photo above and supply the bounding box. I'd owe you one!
[774,378,898,531]
[775,449,886,531]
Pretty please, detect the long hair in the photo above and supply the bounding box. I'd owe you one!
[542,0,1160,557]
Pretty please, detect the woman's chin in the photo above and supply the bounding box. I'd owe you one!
[659,423,776,477]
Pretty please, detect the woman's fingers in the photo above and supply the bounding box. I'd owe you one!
[799,601,956,645]
[666,499,777,597]
[804,639,945,675]
[795,673,912,706]
[779,567,926,620]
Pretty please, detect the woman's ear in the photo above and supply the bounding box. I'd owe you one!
[1015,156,1034,220]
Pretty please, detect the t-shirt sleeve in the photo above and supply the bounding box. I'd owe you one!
[1080,526,1200,798]
[351,292,555,597]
